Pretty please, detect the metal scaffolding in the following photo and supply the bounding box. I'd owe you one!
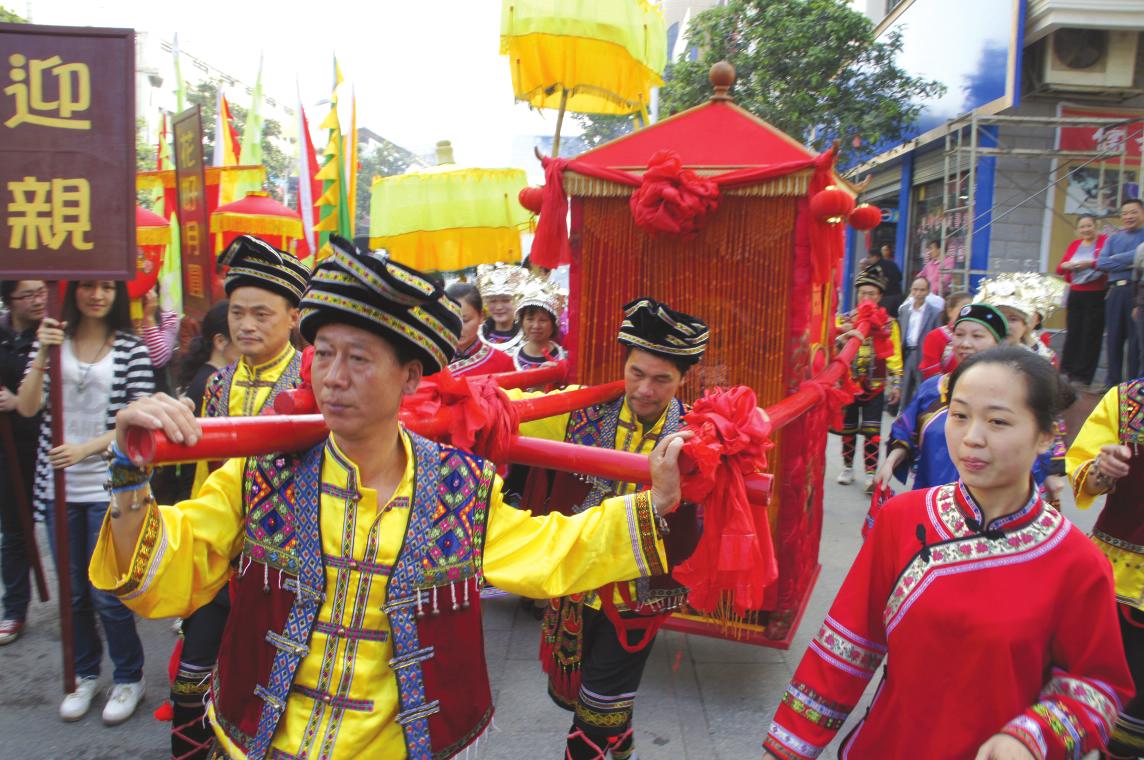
[938,112,1138,291]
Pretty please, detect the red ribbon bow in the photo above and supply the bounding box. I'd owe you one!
[405,373,519,462]
[673,386,778,615]
[629,149,720,237]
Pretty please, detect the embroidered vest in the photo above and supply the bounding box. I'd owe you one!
[553,398,696,611]
[1094,380,1144,553]
[211,433,497,759]
[201,350,303,420]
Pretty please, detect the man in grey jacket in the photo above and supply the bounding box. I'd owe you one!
[897,276,943,407]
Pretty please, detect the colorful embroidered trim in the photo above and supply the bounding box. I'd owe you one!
[114,501,166,601]
[781,682,850,730]
[1002,715,1049,760]
[809,615,885,678]
[313,620,389,643]
[765,723,824,759]
[322,555,392,575]
[291,683,374,712]
[1042,670,1120,735]
[107,460,153,494]
[626,491,666,577]
[575,686,636,728]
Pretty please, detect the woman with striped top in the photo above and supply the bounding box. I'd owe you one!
[16,280,154,727]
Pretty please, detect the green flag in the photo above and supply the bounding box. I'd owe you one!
[240,55,264,164]
[172,34,186,113]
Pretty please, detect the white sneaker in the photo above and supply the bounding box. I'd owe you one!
[102,678,145,726]
[837,467,854,485]
[59,676,101,722]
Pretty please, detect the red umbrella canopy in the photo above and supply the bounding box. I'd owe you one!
[210,191,304,243]
[131,205,170,298]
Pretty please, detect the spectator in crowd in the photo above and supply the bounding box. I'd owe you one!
[0,280,46,646]
[176,300,237,415]
[897,276,943,407]
[920,239,954,296]
[1097,198,1144,387]
[134,283,180,394]
[920,291,972,380]
[862,245,904,315]
[1057,214,1108,386]
[15,280,155,725]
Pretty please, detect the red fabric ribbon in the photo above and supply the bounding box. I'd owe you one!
[853,301,893,359]
[629,150,719,237]
[672,386,778,615]
[404,372,519,462]
[527,147,838,278]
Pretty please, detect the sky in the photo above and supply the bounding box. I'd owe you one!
[25,0,578,172]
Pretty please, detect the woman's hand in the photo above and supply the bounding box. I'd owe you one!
[48,442,93,470]
[649,430,695,518]
[115,392,201,455]
[36,317,67,350]
[875,448,905,489]
[973,734,1034,760]
[1042,474,1066,504]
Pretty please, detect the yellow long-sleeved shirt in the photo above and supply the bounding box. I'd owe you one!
[190,343,298,496]
[511,388,675,610]
[90,430,665,759]
[1065,385,1144,607]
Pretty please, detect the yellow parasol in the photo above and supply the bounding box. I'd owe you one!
[368,141,531,272]
[500,0,667,155]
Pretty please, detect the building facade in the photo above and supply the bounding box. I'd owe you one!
[846,0,1144,322]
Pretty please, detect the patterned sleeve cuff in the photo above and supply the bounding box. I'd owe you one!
[109,500,167,601]
[1000,721,1048,760]
[624,491,667,578]
[763,724,825,760]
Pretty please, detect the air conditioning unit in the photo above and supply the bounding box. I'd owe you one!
[1043,29,1138,90]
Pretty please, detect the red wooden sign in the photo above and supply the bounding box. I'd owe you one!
[0,23,135,278]
[173,105,212,320]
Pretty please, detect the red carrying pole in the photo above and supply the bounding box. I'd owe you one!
[274,360,577,415]
[765,319,871,430]
[45,281,75,694]
[130,382,626,466]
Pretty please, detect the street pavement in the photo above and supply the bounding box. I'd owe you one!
[0,434,1100,759]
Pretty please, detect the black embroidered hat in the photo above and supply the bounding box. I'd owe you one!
[853,268,887,293]
[218,234,310,306]
[953,303,1009,344]
[298,236,462,374]
[617,297,709,368]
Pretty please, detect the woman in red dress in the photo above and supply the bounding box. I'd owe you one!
[764,346,1132,760]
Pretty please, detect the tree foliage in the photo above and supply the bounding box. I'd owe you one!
[570,113,637,150]
[0,6,25,22]
[354,139,419,235]
[661,0,944,158]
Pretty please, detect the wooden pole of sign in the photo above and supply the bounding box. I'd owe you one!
[45,282,75,694]
[0,414,49,602]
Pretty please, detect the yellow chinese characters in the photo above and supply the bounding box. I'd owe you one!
[4,54,91,130]
[6,177,93,250]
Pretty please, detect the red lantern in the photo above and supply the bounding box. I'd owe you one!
[518,185,544,214]
[809,185,855,224]
[848,203,882,231]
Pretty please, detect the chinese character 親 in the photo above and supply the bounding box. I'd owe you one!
[6,176,93,250]
[4,53,91,130]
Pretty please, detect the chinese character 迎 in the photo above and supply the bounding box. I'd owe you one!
[4,54,91,130]
[6,176,93,250]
